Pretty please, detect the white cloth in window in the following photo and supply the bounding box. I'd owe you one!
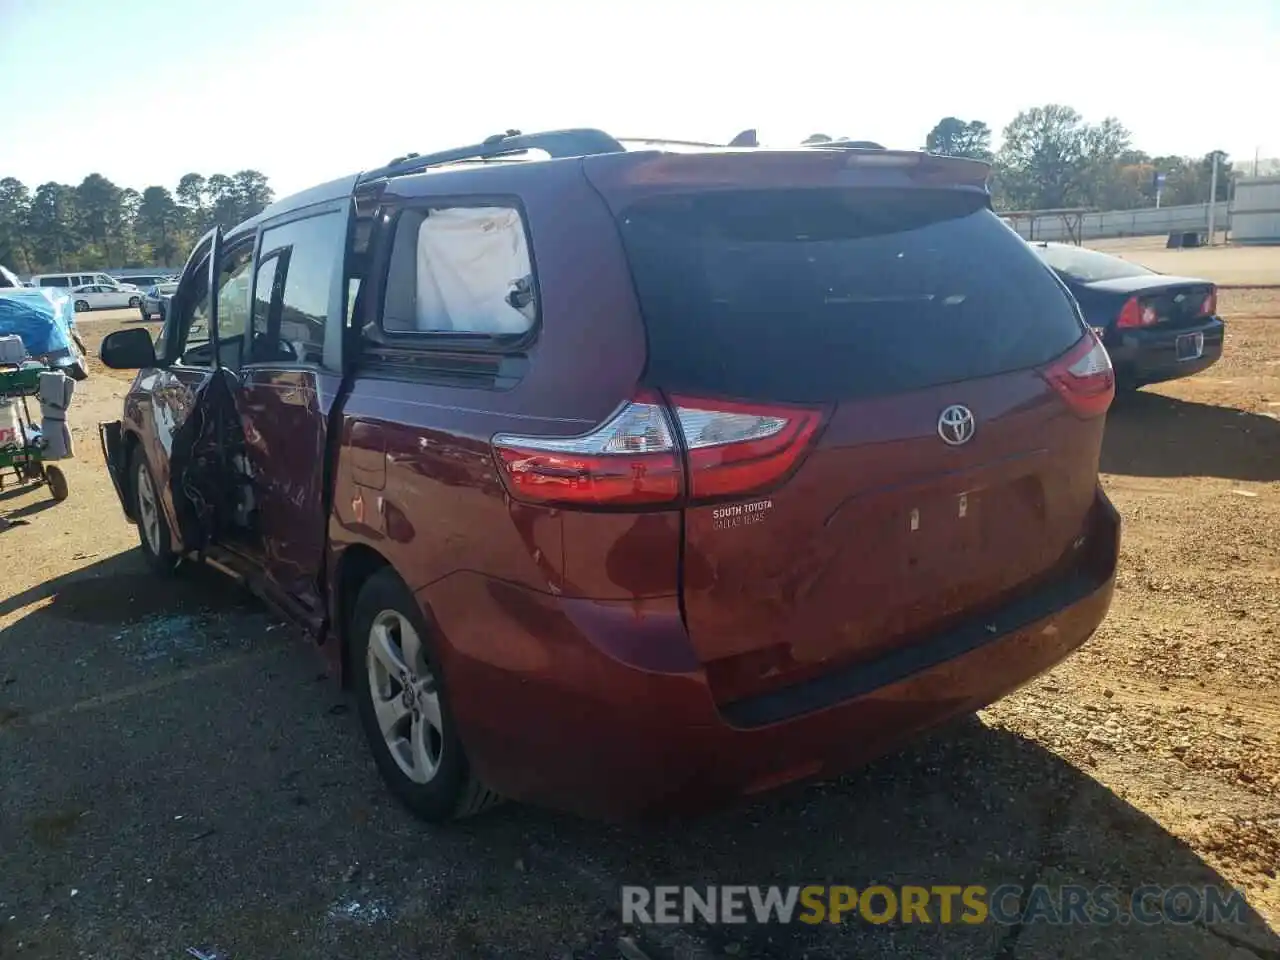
[415,207,533,334]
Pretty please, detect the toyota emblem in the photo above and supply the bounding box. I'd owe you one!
[937,405,976,446]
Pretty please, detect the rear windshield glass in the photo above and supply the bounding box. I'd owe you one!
[1031,243,1154,283]
[618,189,1085,403]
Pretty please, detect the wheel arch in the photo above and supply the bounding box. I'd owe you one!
[331,542,391,688]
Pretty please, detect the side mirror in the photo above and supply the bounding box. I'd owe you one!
[100,328,158,370]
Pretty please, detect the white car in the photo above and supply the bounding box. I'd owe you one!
[70,283,144,312]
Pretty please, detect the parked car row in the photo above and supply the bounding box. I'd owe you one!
[95,130,1221,825]
[139,280,180,321]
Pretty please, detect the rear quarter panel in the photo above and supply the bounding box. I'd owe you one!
[328,160,675,700]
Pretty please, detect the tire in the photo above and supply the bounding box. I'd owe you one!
[349,568,501,822]
[73,299,89,313]
[1113,376,1141,397]
[129,445,180,575]
[44,464,69,502]
[128,296,141,308]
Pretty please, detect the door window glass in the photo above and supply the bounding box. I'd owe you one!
[182,242,255,367]
[251,211,344,365]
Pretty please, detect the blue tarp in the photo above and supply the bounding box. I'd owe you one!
[0,288,77,356]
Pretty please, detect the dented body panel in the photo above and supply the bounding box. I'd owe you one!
[98,142,1120,821]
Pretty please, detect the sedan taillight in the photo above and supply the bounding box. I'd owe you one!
[1116,296,1158,328]
[1198,287,1218,316]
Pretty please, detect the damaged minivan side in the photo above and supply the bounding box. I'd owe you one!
[98,128,1119,824]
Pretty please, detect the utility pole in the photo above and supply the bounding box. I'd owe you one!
[1207,150,1221,245]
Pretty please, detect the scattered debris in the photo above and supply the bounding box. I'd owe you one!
[325,897,392,926]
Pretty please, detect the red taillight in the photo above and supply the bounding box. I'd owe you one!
[669,396,823,500]
[1116,296,1157,328]
[491,392,823,506]
[491,391,681,506]
[1199,287,1217,316]
[1041,332,1115,419]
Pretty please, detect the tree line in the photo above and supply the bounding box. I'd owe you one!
[919,105,1234,212]
[0,171,273,275]
[813,104,1236,212]
[0,104,1244,273]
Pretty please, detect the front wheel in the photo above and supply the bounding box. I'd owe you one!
[350,569,500,822]
[73,300,89,312]
[128,296,141,308]
[130,445,180,575]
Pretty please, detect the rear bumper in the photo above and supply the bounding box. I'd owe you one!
[99,420,133,521]
[1107,316,1224,385]
[440,488,1121,821]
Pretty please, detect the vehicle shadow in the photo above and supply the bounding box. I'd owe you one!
[474,719,1280,958]
[1101,390,1280,482]
[1,498,58,523]
[1,555,1276,957]
[0,548,253,623]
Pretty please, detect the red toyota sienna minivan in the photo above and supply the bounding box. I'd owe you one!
[98,130,1120,822]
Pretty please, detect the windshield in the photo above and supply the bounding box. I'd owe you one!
[1032,243,1155,283]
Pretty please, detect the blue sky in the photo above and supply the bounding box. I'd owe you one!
[1,0,1276,198]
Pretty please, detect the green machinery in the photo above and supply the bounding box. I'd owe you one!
[0,362,69,502]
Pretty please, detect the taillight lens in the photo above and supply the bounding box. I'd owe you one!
[492,392,823,506]
[492,391,681,506]
[1041,332,1115,418]
[1116,296,1157,328]
[1199,287,1217,316]
[670,396,823,499]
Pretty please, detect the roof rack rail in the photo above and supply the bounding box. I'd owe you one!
[617,130,760,150]
[807,139,886,150]
[358,128,627,184]
[619,137,727,149]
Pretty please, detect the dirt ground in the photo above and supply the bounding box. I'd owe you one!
[1084,237,1280,287]
[0,295,1278,959]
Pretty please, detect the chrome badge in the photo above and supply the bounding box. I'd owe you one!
[937,405,976,446]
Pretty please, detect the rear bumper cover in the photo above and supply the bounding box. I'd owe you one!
[1106,316,1224,384]
[441,488,1121,821]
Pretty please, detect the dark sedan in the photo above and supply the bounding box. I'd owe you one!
[1031,242,1224,391]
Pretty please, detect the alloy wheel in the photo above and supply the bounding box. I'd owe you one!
[366,609,444,784]
[136,460,161,554]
